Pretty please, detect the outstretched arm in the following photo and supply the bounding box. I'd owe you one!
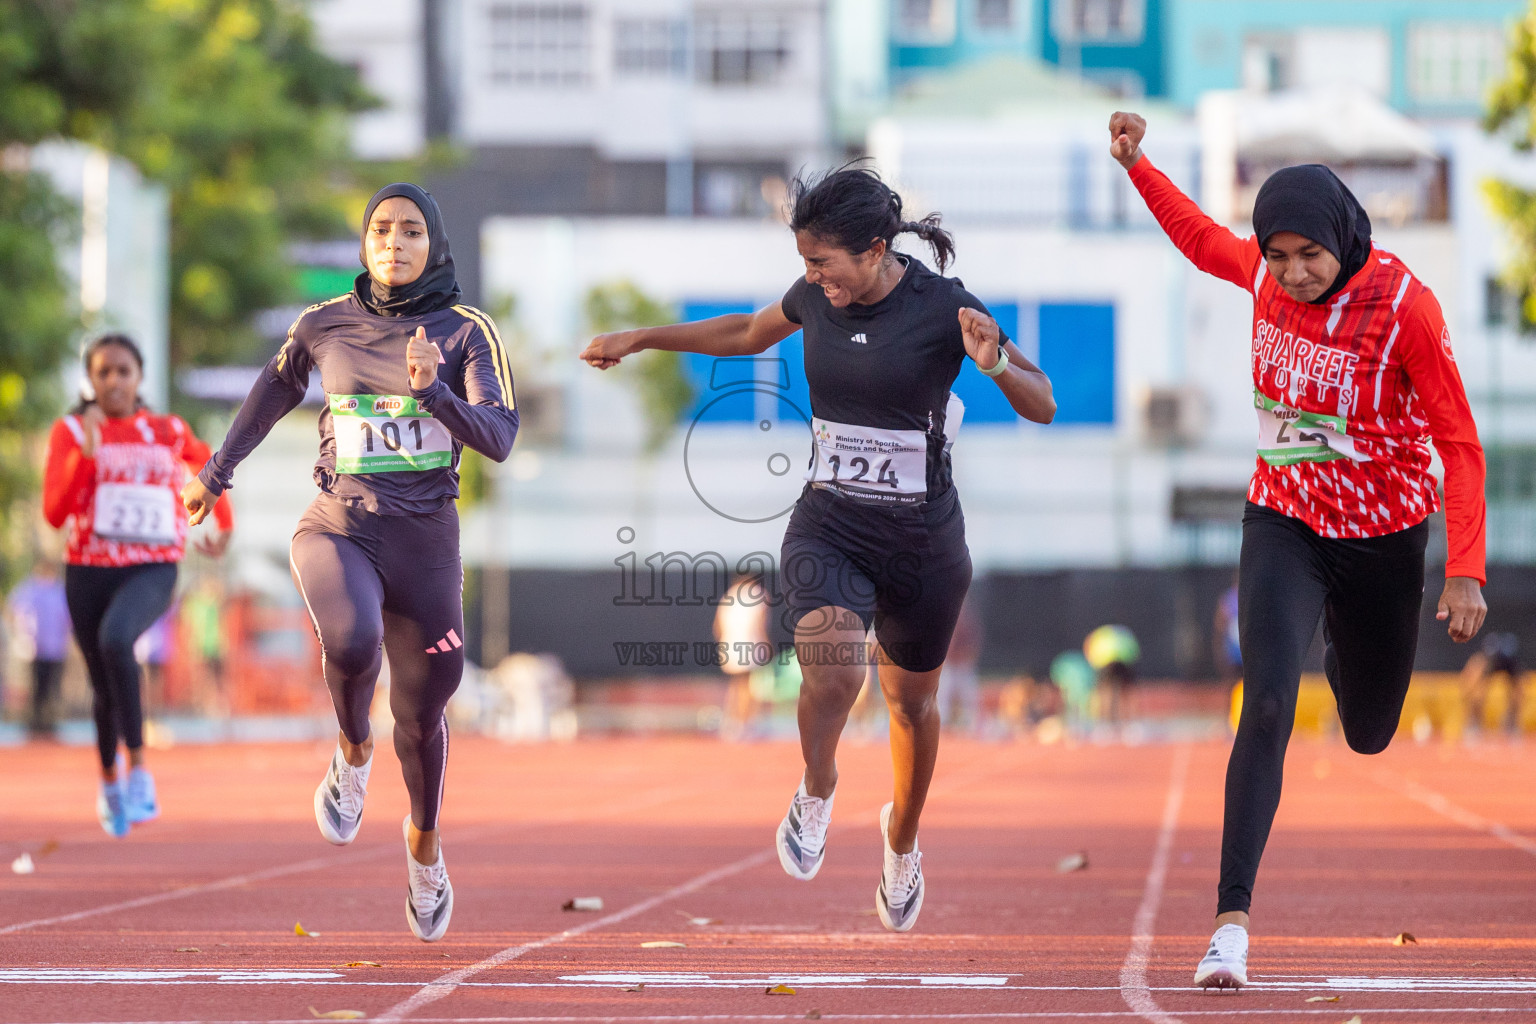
[1399,291,1487,642]
[1109,111,1260,291]
[579,301,800,369]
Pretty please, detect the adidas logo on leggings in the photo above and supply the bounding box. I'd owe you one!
[426,629,463,654]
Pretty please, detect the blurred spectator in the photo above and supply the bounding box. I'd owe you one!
[1461,632,1524,736]
[1050,650,1096,733]
[1213,575,1242,685]
[134,602,176,717]
[937,594,982,733]
[5,558,71,738]
[1085,624,1140,725]
[181,578,227,714]
[714,573,773,738]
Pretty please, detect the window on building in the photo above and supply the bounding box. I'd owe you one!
[895,0,956,44]
[695,9,794,85]
[1409,23,1507,105]
[974,0,1013,32]
[1051,0,1145,44]
[486,3,591,87]
[614,17,687,76]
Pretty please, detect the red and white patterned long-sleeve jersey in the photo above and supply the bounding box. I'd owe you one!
[1129,156,1486,583]
[43,409,234,568]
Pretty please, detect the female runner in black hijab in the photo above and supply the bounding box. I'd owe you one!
[183,183,519,941]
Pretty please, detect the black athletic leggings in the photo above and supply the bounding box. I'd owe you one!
[64,562,178,771]
[1219,502,1427,914]
[289,496,464,832]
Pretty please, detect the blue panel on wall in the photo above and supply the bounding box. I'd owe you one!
[1038,303,1115,425]
[681,302,755,422]
[764,331,810,424]
[948,302,1021,425]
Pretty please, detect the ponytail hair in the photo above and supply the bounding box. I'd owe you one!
[69,333,147,415]
[788,163,956,272]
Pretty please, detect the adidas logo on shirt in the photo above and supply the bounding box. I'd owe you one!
[851,333,868,344]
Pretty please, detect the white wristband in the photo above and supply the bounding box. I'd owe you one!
[978,348,1009,378]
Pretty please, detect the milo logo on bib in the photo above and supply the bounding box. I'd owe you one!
[1254,391,1367,467]
[329,392,453,474]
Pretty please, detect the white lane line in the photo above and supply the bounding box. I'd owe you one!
[0,852,360,937]
[1118,745,1191,1024]
[1370,769,1536,857]
[0,783,705,937]
[25,1007,1536,1023]
[373,847,777,1022]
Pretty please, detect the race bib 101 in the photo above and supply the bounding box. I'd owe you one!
[330,394,453,474]
[1254,391,1366,467]
[94,482,177,546]
[807,417,929,503]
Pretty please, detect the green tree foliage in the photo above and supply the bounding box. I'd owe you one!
[583,281,695,453]
[0,0,371,580]
[1485,7,1536,327]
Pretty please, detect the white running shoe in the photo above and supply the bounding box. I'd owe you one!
[775,781,834,880]
[1194,923,1249,989]
[403,816,454,942]
[125,767,158,824]
[875,802,924,932]
[97,778,129,838]
[314,746,371,845]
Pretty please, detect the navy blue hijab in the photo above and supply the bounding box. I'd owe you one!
[354,182,461,317]
[1252,165,1372,305]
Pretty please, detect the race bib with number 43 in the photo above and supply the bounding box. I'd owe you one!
[331,394,453,474]
[1254,391,1367,467]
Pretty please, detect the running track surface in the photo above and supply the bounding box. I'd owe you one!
[3,735,1534,1023]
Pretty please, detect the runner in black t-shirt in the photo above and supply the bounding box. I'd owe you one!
[581,166,1055,930]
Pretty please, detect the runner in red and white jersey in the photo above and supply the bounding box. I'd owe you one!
[42,334,232,837]
[1110,111,1487,990]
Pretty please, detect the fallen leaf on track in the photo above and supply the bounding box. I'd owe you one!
[37,840,59,857]
[1056,851,1089,873]
[308,1009,364,1020]
[1392,932,1417,946]
[625,982,645,992]
[294,922,321,938]
[336,962,383,968]
[1305,995,1340,1002]
[11,853,34,875]
[766,984,796,995]
[806,1011,822,1019]
[640,941,686,948]
[1341,1016,1363,1024]
[562,897,603,912]
[176,947,201,953]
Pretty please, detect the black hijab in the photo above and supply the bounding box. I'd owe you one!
[1251,165,1372,305]
[354,182,461,317]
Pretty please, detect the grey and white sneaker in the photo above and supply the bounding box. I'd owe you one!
[776,781,834,880]
[125,766,158,824]
[313,746,371,845]
[403,816,454,942]
[1193,923,1248,989]
[875,802,924,932]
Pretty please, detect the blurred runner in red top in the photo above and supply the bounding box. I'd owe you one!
[42,334,232,838]
[1110,110,1486,992]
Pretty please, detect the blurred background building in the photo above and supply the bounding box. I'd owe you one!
[16,0,1536,732]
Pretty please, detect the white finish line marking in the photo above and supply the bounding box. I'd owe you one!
[1118,745,1190,1024]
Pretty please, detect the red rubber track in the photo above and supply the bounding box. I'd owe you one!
[2,734,1534,1023]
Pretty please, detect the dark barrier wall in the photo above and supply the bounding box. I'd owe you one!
[466,566,1532,680]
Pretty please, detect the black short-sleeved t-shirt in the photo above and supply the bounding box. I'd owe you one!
[779,255,1007,504]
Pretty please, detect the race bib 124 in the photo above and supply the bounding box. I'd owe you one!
[807,418,929,503]
[330,394,453,474]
